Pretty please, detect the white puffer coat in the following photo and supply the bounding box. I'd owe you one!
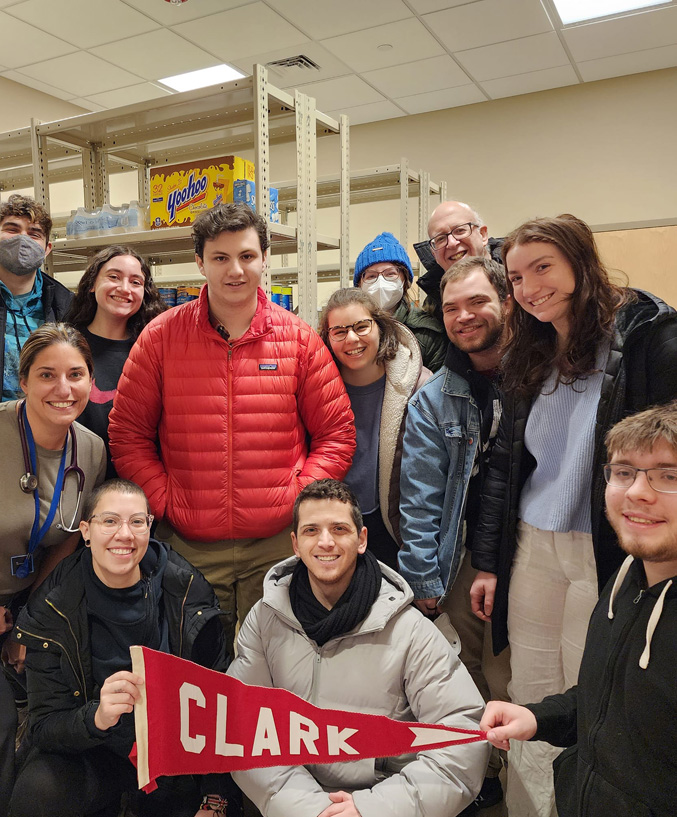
[229,557,488,817]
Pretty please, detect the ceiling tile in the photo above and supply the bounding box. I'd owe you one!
[407,0,478,11]
[16,52,144,97]
[363,55,470,97]
[328,100,405,125]
[232,43,352,88]
[0,0,28,6]
[424,0,553,52]
[83,82,173,109]
[482,64,579,99]
[91,29,219,81]
[578,43,677,82]
[395,83,486,114]
[321,18,444,73]
[457,32,570,81]
[563,6,677,62]
[271,0,412,39]
[1,69,77,100]
[295,74,385,111]
[173,2,308,62]
[0,11,75,68]
[120,0,256,26]
[6,0,159,48]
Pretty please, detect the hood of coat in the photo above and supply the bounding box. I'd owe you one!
[615,289,675,341]
[262,555,415,638]
[385,323,425,398]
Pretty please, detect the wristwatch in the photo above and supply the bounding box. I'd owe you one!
[200,795,227,813]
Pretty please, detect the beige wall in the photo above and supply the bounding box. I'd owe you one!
[0,76,85,131]
[306,66,677,244]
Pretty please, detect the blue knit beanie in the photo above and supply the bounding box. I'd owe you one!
[353,232,413,286]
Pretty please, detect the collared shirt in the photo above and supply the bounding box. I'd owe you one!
[1,270,45,401]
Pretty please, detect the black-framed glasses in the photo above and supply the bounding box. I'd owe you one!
[327,319,374,342]
[361,267,402,284]
[429,222,479,251]
[603,464,677,494]
[89,513,154,533]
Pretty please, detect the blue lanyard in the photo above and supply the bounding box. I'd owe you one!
[23,406,68,564]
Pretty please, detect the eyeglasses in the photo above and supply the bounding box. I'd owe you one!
[88,513,154,533]
[603,464,677,494]
[361,267,402,284]
[327,319,374,342]
[429,222,479,252]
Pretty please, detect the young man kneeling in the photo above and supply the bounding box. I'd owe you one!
[229,478,489,817]
[481,403,677,817]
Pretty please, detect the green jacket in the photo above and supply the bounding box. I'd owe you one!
[394,300,447,372]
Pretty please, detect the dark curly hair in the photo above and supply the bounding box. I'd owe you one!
[501,214,630,397]
[66,245,167,339]
[292,479,362,534]
[192,202,269,258]
[318,287,402,369]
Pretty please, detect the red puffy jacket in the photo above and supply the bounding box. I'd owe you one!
[109,287,355,541]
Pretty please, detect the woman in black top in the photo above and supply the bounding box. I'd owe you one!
[66,246,167,476]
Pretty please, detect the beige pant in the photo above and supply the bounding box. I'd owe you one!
[440,547,512,777]
[506,521,598,817]
[157,520,293,661]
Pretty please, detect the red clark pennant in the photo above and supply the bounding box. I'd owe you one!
[130,646,486,793]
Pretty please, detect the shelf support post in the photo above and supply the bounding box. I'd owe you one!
[399,159,409,251]
[30,119,53,276]
[295,90,317,325]
[418,170,431,242]
[339,114,350,289]
[254,63,271,296]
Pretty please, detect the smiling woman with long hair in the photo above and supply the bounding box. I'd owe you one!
[318,288,431,571]
[66,246,166,475]
[0,323,106,813]
[470,214,677,816]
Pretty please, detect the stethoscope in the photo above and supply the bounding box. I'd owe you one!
[18,398,86,534]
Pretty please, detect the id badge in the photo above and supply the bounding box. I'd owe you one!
[10,554,34,578]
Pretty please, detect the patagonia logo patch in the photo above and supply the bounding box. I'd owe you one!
[259,363,278,370]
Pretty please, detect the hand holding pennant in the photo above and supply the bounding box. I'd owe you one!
[130,646,486,793]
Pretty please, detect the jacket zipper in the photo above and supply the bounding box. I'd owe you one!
[178,574,194,658]
[310,650,322,705]
[227,345,233,538]
[578,598,641,814]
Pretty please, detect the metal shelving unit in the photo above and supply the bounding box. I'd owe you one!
[23,65,349,324]
[271,159,446,287]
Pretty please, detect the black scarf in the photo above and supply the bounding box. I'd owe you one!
[289,550,382,647]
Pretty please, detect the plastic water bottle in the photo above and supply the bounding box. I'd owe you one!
[125,201,148,232]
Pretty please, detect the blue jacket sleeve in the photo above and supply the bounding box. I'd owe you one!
[398,396,449,599]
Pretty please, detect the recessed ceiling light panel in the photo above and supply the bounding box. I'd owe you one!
[553,0,671,24]
[159,64,246,92]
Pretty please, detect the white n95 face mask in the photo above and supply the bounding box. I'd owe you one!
[362,277,404,311]
[0,235,46,277]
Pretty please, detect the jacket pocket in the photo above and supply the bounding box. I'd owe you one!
[567,755,657,817]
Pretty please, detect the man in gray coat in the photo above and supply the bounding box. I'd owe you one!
[228,479,489,817]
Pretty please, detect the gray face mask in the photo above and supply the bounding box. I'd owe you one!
[0,234,46,277]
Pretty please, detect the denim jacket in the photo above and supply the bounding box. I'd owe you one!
[398,366,480,602]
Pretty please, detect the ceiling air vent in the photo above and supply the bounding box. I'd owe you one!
[266,55,321,72]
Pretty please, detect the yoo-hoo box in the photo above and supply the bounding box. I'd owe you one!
[150,156,256,229]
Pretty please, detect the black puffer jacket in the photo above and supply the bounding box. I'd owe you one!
[472,290,677,654]
[0,271,73,379]
[525,557,677,817]
[413,237,504,320]
[14,541,226,755]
